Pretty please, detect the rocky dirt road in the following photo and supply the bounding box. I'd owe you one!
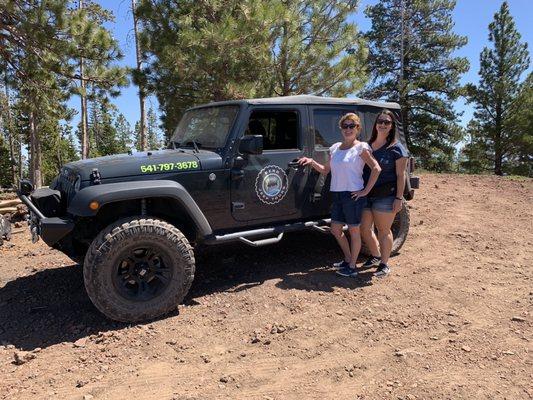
[0,173,531,400]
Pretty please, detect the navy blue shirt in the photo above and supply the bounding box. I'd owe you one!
[363,142,409,187]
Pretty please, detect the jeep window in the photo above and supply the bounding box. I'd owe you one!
[245,111,299,150]
[313,109,364,149]
[170,105,239,150]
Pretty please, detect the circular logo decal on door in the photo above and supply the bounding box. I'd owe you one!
[255,165,289,204]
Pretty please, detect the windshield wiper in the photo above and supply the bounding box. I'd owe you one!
[185,140,201,153]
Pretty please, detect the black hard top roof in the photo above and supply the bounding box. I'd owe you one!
[190,95,401,110]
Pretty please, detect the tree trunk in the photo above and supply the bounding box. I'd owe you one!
[398,0,411,149]
[29,111,42,188]
[494,116,503,175]
[79,0,89,159]
[132,0,147,151]
[3,75,17,186]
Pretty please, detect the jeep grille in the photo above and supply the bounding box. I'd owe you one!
[54,171,79,204]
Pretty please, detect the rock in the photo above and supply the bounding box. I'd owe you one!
[83,395,94,400]
[511,316,526,322]
[200,354,211,363]
[13,351,36,365]
[430,336,439,340]
[220,375,234,383]
[276,325,286,334]
[461,345,471,352]
[502,350,515,355]
[76,379,88,388]
[73,338,87,348]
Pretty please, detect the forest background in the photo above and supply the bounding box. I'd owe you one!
[0,0,531,189]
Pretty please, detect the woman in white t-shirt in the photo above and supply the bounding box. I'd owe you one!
[299,113,381,277]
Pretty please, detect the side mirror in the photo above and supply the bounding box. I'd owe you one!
[239,135,263,155]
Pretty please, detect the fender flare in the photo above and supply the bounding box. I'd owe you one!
[68,180,212,236]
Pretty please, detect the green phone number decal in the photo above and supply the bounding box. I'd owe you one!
[140,161,199,173]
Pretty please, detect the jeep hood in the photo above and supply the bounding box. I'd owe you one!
[63,149,223,181]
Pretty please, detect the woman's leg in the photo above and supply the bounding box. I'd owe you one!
[360,209,380,258]
[347,226,361,267]
[372,210,396,265]
[330,223,351,263]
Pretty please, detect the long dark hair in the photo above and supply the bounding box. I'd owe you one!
[368,109,397,147]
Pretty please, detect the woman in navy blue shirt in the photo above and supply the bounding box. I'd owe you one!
[359,110,408,277]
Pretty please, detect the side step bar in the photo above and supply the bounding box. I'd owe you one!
[204,219,332,247]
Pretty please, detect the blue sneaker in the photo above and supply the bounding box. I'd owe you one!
[336,265,359,278]
[373,263,390,278]
[333,260,350,270]
[362,256,381,269]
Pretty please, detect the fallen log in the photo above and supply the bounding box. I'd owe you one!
[0,207,18,214]
[0,199,22,208]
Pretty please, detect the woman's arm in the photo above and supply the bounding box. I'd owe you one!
[393,157,408,212]
[298,157,331,175]
[352,149,381,199]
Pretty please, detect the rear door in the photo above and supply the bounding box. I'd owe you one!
[307,106,366,216]
[230,105,311,222]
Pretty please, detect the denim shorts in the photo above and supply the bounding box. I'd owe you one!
[331,191,367,227]
[364,195,396,212]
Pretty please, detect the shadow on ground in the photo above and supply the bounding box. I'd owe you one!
[0,231,376,351]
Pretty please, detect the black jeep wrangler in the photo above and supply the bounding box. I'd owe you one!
[18,95,419,322]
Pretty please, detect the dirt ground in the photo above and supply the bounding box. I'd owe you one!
[0,172,531,400]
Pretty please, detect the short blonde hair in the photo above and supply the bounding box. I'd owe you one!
[338,113,361,134]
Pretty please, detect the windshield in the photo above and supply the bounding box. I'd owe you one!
[170,105,239,150]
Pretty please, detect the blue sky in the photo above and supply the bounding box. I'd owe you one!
[85,0,533,129]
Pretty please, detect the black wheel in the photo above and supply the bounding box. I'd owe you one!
[83,217,195,322]
[361,201,410,256]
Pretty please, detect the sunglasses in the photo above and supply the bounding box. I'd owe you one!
[341,123,359,130]
[377,119,392,126]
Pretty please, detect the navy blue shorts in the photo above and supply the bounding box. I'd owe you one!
[364,195,396,212]
[330,191,367,227]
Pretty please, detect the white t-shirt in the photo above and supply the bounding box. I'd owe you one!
[329,141,371,192]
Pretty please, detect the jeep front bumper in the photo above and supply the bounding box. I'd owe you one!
[18,183,74,247]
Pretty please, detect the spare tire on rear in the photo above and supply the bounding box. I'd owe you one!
[83,217,195,322]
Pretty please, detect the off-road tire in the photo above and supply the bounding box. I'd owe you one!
[361,201,410,257]
[84,217,195,322]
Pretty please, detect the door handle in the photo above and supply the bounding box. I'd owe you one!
[288,161,301,169]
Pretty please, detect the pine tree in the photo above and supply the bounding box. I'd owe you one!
[115,113,134,153]
[1,0,127,186]
[132,0,147,151]
[267,0,367,97]
[87,94,122,157]
[0,73,18,186]
[137,0,277,135]
[146,107,161,150]
[69,1,128,158]
[0,136,11,188]
[364,0,469,171]
[466,2,530,176]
